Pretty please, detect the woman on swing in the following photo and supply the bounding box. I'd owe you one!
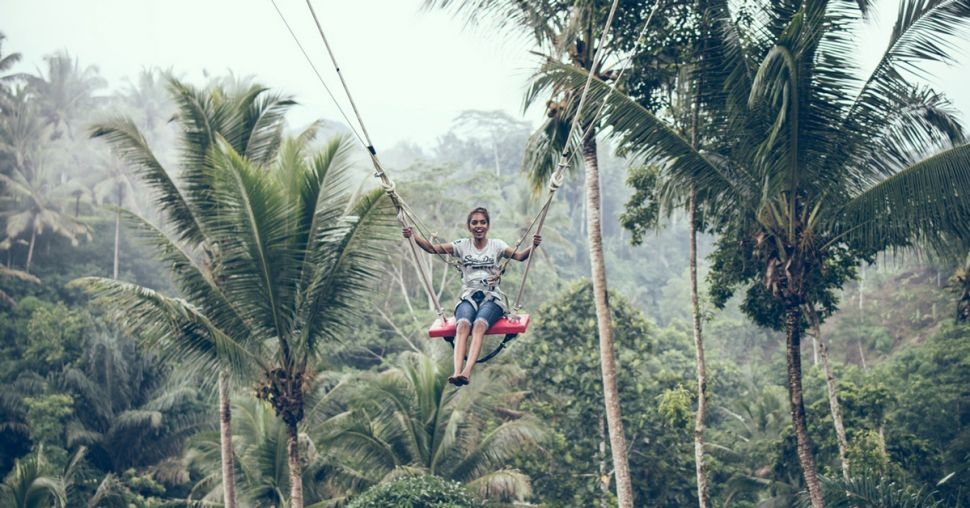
[403,207,541,386]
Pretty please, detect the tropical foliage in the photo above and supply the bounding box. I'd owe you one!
[2,2,970,507]
[313,351,547,504]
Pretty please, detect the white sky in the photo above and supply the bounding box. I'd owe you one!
[3,0,969,148]
[3,0,543,148]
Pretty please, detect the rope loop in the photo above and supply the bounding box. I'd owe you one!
[548,169,566,191]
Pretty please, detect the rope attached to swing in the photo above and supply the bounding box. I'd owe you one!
[272,0,636,360]
[499,0,626,318]
[292,0,448,320]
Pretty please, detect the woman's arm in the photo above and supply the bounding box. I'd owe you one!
[403,227,454,255]
[506,234,541,261]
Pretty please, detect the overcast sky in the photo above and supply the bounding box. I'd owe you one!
[4,0,542,148]
[4,0,969,148]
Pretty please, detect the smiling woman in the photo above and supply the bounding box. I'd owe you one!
[404,207,541,385]
[3,0,539,147]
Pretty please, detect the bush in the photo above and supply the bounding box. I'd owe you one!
[347,474,483,508]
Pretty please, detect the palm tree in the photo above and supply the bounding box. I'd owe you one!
[0,448,68,508]
[0,168,91,272]
[77,77,396,507]
[313,351,548,505]
[557,1,970,505]
[89,152,140,279]
[58,329,208,476]
[1,86,93,271]
[422,2,649,504]
[83,77,300,508]
[185,396,310,506]
[24,52,105,141]
[0,32,26,107]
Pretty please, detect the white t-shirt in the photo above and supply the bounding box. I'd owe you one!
[450,238,509,312]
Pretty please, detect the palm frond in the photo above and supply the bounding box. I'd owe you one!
[796,474,945,507]
[450,418,548,482]
[465,468,533,504]
[295,136,357,272]
[204,143,297,340]
[68,277,263,378]
[851,0,970,133]
[422,0,566,49]
[889,0,970,73]
[539,59,747,220]
[239,87,295,166]
[110,207,254,344]
[303,188,396,355]
[854,84,966,190]
[837,141,970,255]
[89,116,205,246]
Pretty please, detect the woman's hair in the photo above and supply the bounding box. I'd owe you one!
[466,207,490,226]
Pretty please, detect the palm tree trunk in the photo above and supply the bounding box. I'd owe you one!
[688,193,710,508]
[784,306,823,507]
[26,226,37,273]
[599,415,609,508]
[113,209,121,280]
[582,135,634,507]
[806,303,850,480]
[219,371,237,508]
[287,422,304,508]
[113,183,123,279]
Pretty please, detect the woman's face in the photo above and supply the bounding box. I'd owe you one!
[467,212,490,240]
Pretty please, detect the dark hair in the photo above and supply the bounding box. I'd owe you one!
[466,207,490,226]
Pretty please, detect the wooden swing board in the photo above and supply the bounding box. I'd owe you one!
[428,314,531,338]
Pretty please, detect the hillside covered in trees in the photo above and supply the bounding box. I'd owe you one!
[3,1,970,506]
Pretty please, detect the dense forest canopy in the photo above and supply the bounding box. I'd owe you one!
[2,0,970,506]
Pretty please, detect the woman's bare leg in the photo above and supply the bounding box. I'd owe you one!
[459,320,489,379]
[453,320,471,376]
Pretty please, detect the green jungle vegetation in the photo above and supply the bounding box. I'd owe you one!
[2,1,970,506]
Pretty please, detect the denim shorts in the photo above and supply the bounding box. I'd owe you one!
[455,294,504,330]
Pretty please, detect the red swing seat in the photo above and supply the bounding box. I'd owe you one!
[428,314,531,338]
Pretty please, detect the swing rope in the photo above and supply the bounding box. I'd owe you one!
[273,0,631,331]
[292,0,448,320]
[499,0,625,318]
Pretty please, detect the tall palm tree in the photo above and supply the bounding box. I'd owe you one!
[90,152,140,279]
[76,78,396,507]
[555,1,970,505]
[82,77,300,508]
[422,2,654,504]
[313,351,547,505]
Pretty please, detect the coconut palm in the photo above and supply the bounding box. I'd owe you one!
[81,77,301,508]
[24,52,105,141]
[312,351,548,505]
[422,2,657,504]
[0,172,91,272]
[58,329,208,476]
[76,77,396,507]
[547,1,970,505]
